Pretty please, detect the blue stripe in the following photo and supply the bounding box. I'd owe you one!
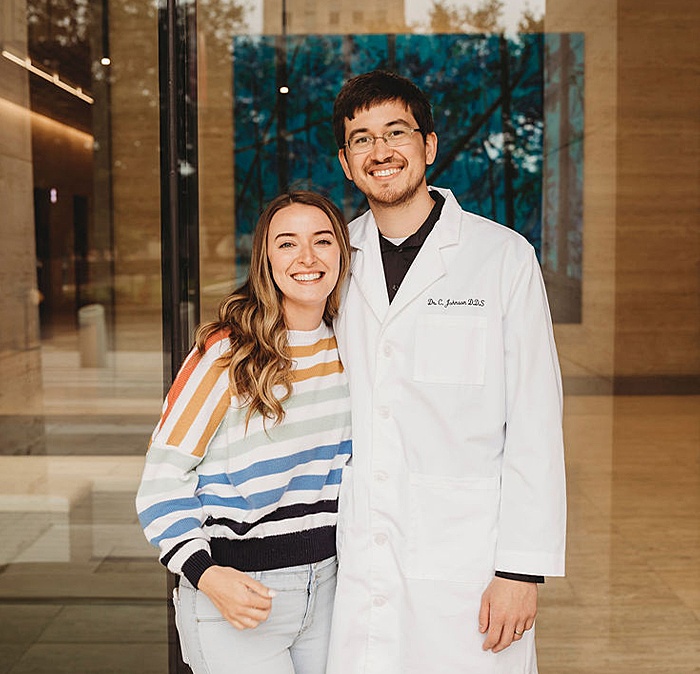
[197,439,352,489]
[200,469,343,511]
[151,517,202,545]
[197,473,229,488]
[139,497,202,528]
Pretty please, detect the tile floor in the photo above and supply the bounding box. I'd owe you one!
[0,339,698,673]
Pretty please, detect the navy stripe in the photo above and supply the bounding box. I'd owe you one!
[205,499,338,536]
[208,526,337,572]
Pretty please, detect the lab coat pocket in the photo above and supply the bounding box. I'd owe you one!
[407,473,500,582]
[413,314,487,385]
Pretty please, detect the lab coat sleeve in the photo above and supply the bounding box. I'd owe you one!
[494,246,567,577]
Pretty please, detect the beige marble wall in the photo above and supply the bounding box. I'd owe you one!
[547,0,699,389]
[545,0,618,388]
[197,1,240,322]
[614,0,700,384]
[108,0,162,350]
[0,0,45,453]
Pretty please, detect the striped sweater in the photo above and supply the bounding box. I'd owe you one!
[136,321,352,587]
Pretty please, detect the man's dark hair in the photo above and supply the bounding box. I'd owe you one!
[332,70,435,149]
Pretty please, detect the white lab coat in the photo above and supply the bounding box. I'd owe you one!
[328,188,566,674]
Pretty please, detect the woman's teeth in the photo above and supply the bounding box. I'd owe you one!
[293,272,322,281]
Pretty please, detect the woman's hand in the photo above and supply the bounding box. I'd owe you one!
[197,565,275,630]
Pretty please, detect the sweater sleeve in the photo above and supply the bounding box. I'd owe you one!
[136,331,232,586]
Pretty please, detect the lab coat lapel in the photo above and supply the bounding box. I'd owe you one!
[386,188,462,320]
[349,209,390,324]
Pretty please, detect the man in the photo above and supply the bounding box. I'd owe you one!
[327,70,566,673]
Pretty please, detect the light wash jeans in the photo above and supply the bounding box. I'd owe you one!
[173,556,337,674]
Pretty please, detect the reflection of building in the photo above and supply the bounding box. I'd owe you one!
[263,0,408,33]
[1,0,162,454]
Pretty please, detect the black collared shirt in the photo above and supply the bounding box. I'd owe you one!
[380,191,445,303]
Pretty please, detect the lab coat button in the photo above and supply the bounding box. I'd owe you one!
[374,470,388,482]
[383,343,392,357]
[378,406,390,419]
[372,596,387,607]
[374,533,388,546]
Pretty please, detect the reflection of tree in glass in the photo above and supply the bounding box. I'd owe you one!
[27,0,92,89]
[428,0,543,34]
[232,32,555,258]
[429,0,505,33]
[198,0,251,52]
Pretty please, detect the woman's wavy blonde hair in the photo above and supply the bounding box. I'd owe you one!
[195,191,351,428]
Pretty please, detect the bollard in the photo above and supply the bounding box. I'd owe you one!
[78,303,107,368]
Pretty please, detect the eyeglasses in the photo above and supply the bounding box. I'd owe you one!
[344,125,422,154]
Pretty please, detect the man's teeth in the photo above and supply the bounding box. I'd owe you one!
[293,273,322,281]
[372,168,401,177]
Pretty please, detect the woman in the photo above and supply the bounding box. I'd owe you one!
[137,191,352,674]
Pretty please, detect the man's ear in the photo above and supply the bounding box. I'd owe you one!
[425,132,438,166]
[338,148,354,181]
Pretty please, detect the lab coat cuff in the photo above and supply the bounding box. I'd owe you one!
[494,549,565,577]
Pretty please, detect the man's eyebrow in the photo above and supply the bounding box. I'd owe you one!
[347,119,413,137]
[384,118,413,127]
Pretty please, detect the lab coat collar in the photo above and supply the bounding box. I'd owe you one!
[348,187,463,324]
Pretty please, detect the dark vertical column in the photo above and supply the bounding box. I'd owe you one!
[159,0,200,384]
[556,33,571,282]
[341,34,355,218]
[158,1,199,672]
[499,33,515,230]
[275,0,289,193]
[91,0,116,344]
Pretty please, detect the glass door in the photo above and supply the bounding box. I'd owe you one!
[0,0,169,670]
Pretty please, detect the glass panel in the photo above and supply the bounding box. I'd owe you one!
[0,0,167,670]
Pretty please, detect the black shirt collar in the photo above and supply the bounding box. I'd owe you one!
[379,190,446,252]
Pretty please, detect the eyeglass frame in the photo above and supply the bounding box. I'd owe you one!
[343,125,423,154]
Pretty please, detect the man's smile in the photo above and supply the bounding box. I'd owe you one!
[369,166,402,178]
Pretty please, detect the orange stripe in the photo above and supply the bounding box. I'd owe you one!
[159,350,201,431]
[192,392,230,457]
[167,364,229,446]
[288,336,338,359]
[159,331,230,431]
[291,359,344,383]
[204,328,230,350]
